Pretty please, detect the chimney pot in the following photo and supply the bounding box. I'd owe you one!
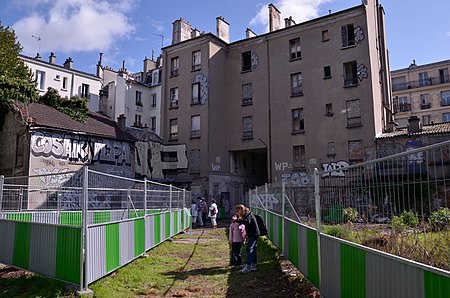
[49,52,56,64]
[407,115,421,133]
[63,57,73,69]
[117,114,126,130]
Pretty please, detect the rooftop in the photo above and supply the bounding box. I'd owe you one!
[377,122,450,139]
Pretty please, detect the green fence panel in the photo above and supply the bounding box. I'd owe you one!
[341,243,366,298]
[55,226,81,284]
[174,211,179,233]
[105,223,120,272]
[60,212,82,226]
[288,221,299,268]
[307,229,319,288]
[134,218,145,257]
[129,210,144,219]
[7,213,32,222]
[94,211,110,224]
[424,270,450,298]
[165,212,171,239]
[154,213,161,244]
[12,222,30,269]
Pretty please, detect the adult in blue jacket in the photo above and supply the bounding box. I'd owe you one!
[235,204,260,273]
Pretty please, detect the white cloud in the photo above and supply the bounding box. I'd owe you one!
[446,31,450,37]
[13,0,136,55]
[250,0,331,32]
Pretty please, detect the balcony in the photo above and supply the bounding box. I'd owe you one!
[392,75,450,92]
[420,102,431,109]
[394,103,411,113]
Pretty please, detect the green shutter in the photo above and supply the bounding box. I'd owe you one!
[55,227,81,284]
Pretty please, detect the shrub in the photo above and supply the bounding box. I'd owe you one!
[429,208,450,231]
[391,210,419,233]
[343,207,359,223]
[324,225,349,239]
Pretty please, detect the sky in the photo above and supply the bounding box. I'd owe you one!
[1,0,449,75]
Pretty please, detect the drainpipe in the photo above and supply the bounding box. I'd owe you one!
[266,39,273,183]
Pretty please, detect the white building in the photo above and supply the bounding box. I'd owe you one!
[20,53,102,112]
[99,55,163,136]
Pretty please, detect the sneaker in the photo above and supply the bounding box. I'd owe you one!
[240,265,251,273]
[249,264,257,272]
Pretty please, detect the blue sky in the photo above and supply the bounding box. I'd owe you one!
[1,0,449,74]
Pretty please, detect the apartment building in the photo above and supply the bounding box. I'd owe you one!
[20,53,102,112]
[99,53,163,136]
[391,59,450,127]
[161,0,392,211]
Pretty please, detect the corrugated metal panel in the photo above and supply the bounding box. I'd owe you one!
[105,223,120,272]
[154,213,161,244]
[170,212,175,235]
[55,226,81,285]
[366,250,424,298]
[340,243,366,297]
[159,213,165,242]
[284,219,291,262]
[119,221,134,266]
[86,225,107,284]
[272,213,280,247]
[32,212,59,224]
[298,224,308,277]
[134,218,145,257]
[145,215,154,250]
[0,220,15,264]
[164,212,171,240]
[12,222,31,269]
[29,224,57,277]
[320,236,341,298]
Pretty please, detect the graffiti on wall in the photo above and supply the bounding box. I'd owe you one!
[251,52,259,70]
[192,73,208,105]
[280,172,313,187]
[354,26,364,43]
[357,64,369,81]
[321,160,350,177]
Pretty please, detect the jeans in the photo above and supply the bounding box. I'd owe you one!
[231,242,242,266]
[246,236,258,265]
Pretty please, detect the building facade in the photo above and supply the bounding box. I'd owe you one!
[20,53,102,112]
[391,59,450,128]
[161,0,392,212]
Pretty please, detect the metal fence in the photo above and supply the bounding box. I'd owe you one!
[250,140,450,297]
[0,167,192,291]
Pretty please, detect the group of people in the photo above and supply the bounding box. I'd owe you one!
[191,199,261,273]
[191,197,218,228]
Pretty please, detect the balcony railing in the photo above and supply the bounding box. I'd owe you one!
[394,103,412,113]
[392,75,450,92]
[420,102,431,109]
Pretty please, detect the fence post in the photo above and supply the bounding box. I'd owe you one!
[169,184,172,211]
[249,188,252,209]
[281,181,285,253]
[0,175,4,211]
[81,165,89,291]
[313,168,322,290]
[144,178,147,216]
[265,183,268,211]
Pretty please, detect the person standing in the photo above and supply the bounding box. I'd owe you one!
[209,199,219,228]
[229,215,246,267]
[197,197,207,227]
[235,204,260,273]
[191,200,198,228]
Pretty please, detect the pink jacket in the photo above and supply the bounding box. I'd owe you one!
[229,222,246,243]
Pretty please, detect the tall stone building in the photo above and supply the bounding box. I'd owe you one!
[161,0,392,212]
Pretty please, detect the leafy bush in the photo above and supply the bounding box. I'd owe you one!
[429,208,450,231]
[343,207,359,223]
[324,225,349,239]
[391,210,419,233]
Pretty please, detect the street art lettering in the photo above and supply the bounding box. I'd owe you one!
[357,64,369,81]
[280,172,313,187]
[251,52,259,70]
[321,161,350,177]
[274,162,292,171]
[251,193,279,211]
[32,167,72,186]
[192,73,208,105]
[30,131,131,166]
[354,26,364,43]
[211,164,221,171]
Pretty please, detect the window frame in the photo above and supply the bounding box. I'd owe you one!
[293,145,306,169]
[151,93,157,108]
[192,82,200,104]
[170,87,179,108]
[443,113,450,123]
[292,108,305,133]
[242,83,253,105]
[170,57,179,77]
[341,23,355,48]
[192,50,201,71]
[346,99,362,127]
[81,83,90,99]
[242,116,253,139]
[35,70,45,90]
[190,115,201,138]
[135,90,143,106]
[343,61,358,87]
[242,51,252,72]
[290,72,303,96]
[348,140,363,162]
[169,118,178,140]
[440,90,450,106]
[289,38,301,60]
[323,66,332,79]
[150,116,156,132]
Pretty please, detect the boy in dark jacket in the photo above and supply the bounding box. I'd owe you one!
[235,204,260,273]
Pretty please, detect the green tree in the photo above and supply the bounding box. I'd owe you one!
[0,23,38,127]
[39,87,89,122]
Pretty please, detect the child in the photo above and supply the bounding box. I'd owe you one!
[229,215,246,267]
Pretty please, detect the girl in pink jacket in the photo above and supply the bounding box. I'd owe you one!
[229,215,246,267]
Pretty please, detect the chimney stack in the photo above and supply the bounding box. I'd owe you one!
[407,116,421,134]
[268,4,281,32]
[191,28,200,38]
[49,52,56,64]
[216,16,230,43]
[284,16,296,28]
[143,56,156,73]
[117,114,126,130]
[246,28,257,39]
[172,18,192,45]
[35,53,41,59]
[63,57,73,69]
[96,52,103,77]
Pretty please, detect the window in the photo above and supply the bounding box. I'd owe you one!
[134,114,142,127]
[135,91,142,106]
[152,69,160,85]
[242,83,252,105]
[439,68,449,84]
[289,38,301,60]
[161,151,178,162]
[348,140,363,162]
[151,93,157,108]
[327,142,336,157]
[321,30,329,41]
[291,72,303,96]
[422,115,431,125]
[392,76,406,91]
[420,94,431,109]
[292,108,305,132]
[191,115,200,138]
[293,145,305,168]
[242,51,252,72]
[343,61,358,86]
[150,116,156,132]
[55,75,60,81]
[190,149,200,173]
[192,50,201,70]
[324,66,331,78]
[443,113,450,123]
[81,83,90,99]
[419,72,430,87]
[325,103,333,116]
[242,116,253,139]
[169,118,178,139]
[62,77,68,90]
[346,99,361,127]
[395,96,411,112]
[440,90,450,106]
[171,57,179,76]
[35,70,45,90]
[341,24,355,47]
[170,87,179,108]
[192,83,200,104]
